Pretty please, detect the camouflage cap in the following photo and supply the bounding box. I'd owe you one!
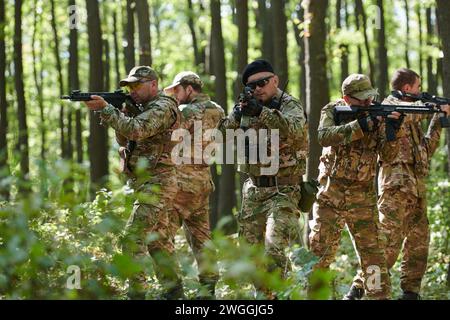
[342,74,378,100]
[164,71,203,92]
[119,66,158,87]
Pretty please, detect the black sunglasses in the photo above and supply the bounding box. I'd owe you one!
[246,75,274,90]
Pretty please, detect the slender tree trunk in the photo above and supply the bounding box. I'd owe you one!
[293,4,306,106]
[354,2,363,74]
[355,0,374,84]
[336,0,349,85]
[135,0,152,66]
[86,0,109,196]
[211,0,235,232]
[417,4,423,77]
[14,0,30,193]
[187,0,201,67]
[0,0,9,200]
[50,0,68,158]
[32,1,46,165]
[376,0,388,99]
[257,0,274,63]
[304,0,329,181]
[272,0,288,86]
[69,0,80,166]
[112,10,121,87]
[426,8,437,94]
[436,0,450,287]
[124,0,136,73]
[103,39,111,91]
[404,0,410,69]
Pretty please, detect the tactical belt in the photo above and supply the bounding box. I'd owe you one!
[250,175,301,187]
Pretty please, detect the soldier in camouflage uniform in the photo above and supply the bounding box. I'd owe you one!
[218,59,308,298]
[84,66,184,299]
[164,71,224,298]
[348,68,450,300]
[309,74,403,300]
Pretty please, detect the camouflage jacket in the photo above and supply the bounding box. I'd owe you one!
[378,94,443,195]
[99,91,180,174]
[317,99,399,183]
[177,93,225,168]
[218,88,308,177]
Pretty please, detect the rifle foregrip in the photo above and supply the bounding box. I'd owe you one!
[385,123,397,142]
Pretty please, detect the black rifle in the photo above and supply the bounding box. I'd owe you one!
[334,102,450,141]
[61,89,141,172]
[392,90,450,105]
[61,89,140,115]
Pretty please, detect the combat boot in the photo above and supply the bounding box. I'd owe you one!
[343,285,365,300]
[399,291,421,300]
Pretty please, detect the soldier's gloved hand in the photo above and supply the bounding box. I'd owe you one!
[386,114,404,132]
[358,115,379,132]
[241,98,263,117]
[232,105,242,122]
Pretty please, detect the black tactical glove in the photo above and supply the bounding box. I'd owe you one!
[358,115,379,132]
[232,105,242,122]
[385,114,405,133]
[241,98,263,117]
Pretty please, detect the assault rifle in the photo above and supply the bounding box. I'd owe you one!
[334,102,450,141]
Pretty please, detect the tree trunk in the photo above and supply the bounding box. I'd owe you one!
[112,10,121,87]
[211,0,235,232]
[355,0,374,84]
[354,1,363,74]
[124,0,136,73]
[135,0,152,66]
[426,8,437,94]
[272,0,288,86]
[50,0,67,159]
[336,0,349,86]
[14,0,30,193]
[404,0,410,69]
[0,0,9,200]
[86,0,109,196]
[187,0,201,67]
[436,0,450,287]
[417,4,423,77]
[304,0,329,181]
[376,0,388,99]
[103,39,111,91]
[257,0,274,63]
[293,4,306,107]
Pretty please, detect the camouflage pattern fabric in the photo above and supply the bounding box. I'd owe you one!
[309,99,398,299]
[218,88,308,178]
[173,93,225,286]
[374,94,441,294]
[100,91,183,296]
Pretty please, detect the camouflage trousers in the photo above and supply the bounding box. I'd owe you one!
[239,178,302,282]
[309,177,391,299]
[351,187,429,294]
[174,165,219,286]
[122,166,218,296]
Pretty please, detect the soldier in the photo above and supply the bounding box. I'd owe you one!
[83,66,184,300]
[218,59,308,299]
[164,71,224,299]
[347,68,450,300]
[309,74,403,300]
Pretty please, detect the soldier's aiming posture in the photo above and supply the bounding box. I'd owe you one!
[309,74,403,300]
[84,66,184,300]
[348,68,450,300]
[218,59,308,298]
[164,71,224,299]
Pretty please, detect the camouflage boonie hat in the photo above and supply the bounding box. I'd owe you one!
[119,66,158,86]
[342,74,378,100]
[164,71,203,92]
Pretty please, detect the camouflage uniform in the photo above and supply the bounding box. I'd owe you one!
[375,94,442,294]
[173,92,225,292]
[99,81,182,297]
[219,88,308,283]
[309,75,397,299]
